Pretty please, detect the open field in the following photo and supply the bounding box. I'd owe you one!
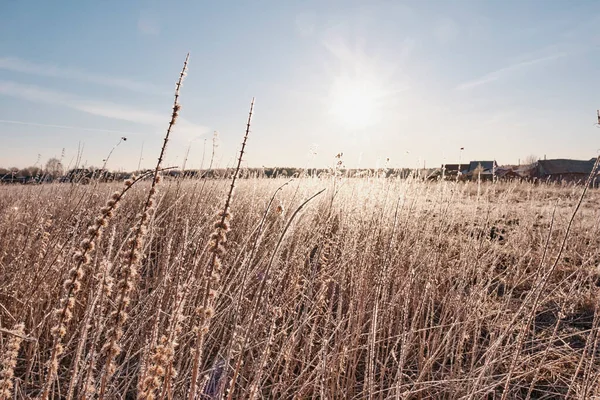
[1,177,600,399]
[2,1,600,398]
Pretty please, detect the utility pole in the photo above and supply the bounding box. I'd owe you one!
[458,147,464,180]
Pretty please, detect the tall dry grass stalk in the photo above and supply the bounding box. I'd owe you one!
[40,178,133,400]
[187,98,254,400]
[0,323,25,400]
[138,276,189,400]
[98,53,189,399]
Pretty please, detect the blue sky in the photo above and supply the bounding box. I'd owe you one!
[0,1,599,171]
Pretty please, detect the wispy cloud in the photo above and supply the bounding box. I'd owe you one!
[0,56,167,95]
[295,12,316,37]
[434,17,459,45]
[137,10,161,36]
[0,80,209,139]
[456,52,567,90]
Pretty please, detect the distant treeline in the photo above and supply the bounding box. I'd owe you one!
[166,167,429,179]
[1,166,435,184]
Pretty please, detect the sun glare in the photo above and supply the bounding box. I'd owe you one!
[328,76,385,130]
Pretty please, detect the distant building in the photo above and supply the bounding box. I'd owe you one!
[495,168,521,180]
[466,161,496,173]
[532,158,598,183]
[465,161,497,180]
[441,164,463,177]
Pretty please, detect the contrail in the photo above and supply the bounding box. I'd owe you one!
[456,52,568,90]
[0,56,167,95]
[0,119,142,135]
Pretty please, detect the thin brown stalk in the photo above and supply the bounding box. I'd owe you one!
[188,98,254,400]
[98,53,189,400]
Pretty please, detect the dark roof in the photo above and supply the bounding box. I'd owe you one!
[537,159,597,175]
[442,164,462,172]
[496,168,520,178]
[467,161,496,173]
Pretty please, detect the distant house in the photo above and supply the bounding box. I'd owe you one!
[466,161,496,173]
[441,164,465,177]
[495,167,521,180]
[533,158,598,183]
[514,164,537,179]
[465,161,497,180]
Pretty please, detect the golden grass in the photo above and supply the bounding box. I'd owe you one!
[1,176,599,399]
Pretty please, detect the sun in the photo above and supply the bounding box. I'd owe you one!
[328,75,385,130]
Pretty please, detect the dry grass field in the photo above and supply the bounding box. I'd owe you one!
[2,59,600,400]
[1,175,600,399]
